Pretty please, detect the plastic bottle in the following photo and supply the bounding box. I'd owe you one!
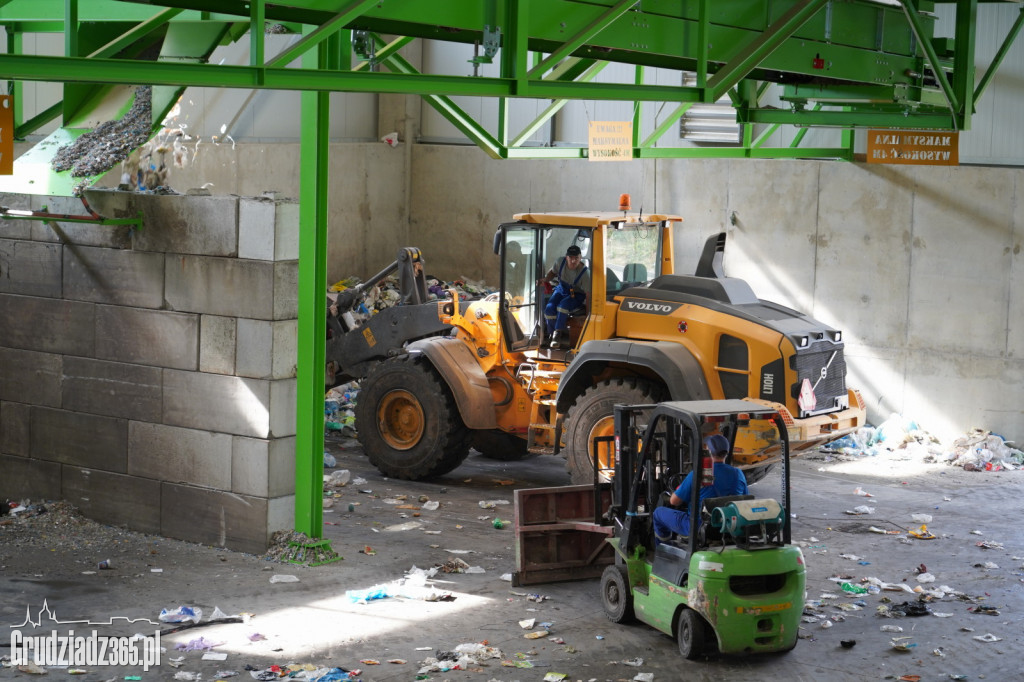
[841,582,868,595]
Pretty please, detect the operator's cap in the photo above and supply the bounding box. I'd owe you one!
[565,245,582,256]
[704,434,730,457]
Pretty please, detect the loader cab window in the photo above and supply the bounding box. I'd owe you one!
[497,225,592,352]
[605,221,662,297]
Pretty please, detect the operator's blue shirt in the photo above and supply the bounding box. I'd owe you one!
[663,462,749,536]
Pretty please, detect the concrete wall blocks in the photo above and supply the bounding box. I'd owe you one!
[128,422,232,490]
[231,435,295,498]
[159,483,270,554]
[63,466,161,535]
[0,454,61,501]
[200,314,237,375]
[63,244,165,308]
[95,305,199,370]
[30,195,133,249]
[165,254,277,319]
[0,239,62,298]
[236,318,297,379]
[62,357,163,422]
[239,197,299,261]
[0,293,96,356]
[0,347,62,407]
[31,406,128,471]
[269,378,297,438]
[133,194,239,257]
[162,369,271,438]
[0,400,31,456]
[274,261,298,320]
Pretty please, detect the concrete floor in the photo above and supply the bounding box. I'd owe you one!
[2,436,1022,682]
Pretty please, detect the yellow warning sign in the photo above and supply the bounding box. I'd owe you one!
[866,130,958,166]
[0,96,13,175]
[588,121,633,162]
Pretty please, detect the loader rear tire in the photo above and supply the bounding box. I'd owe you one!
[563,378,665,485]
[472,430,535,461]
[356,355,470,480]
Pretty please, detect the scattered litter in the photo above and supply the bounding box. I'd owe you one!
[622,657,644,666]
[973,633,1002,643]
[175,636,223,651]
[881,625,904,633]
[854,487,873,497]
[202,652,228,661]
[969,605,1001,616]
[633,674,654,682]
[889,637,917,652]
[525,630,549,639]
[160,606,203,624]
[975,561,999,570]
[839,554,863,561]
[908,525,936,540]
[269,574,299,583]
[479,500,511,509]
[868,526,900,535]
[916,572,936,583]
[519,618,536,629]
[840,640,856,649]
[911,513,933,523]
[384,521,423,532]
[422,501,440,511]
[970,529,984,535]
[976,540,1004,549]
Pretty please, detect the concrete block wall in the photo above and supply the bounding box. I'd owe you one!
[0,190,297,553]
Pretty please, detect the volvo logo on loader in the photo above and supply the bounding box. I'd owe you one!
[622,299,681,315]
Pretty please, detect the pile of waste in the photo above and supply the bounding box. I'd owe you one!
[822,414,1024,471]
[325,382,359,436]
[329,273,493,324]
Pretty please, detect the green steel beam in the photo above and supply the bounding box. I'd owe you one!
[250,0,263,68]
[973,6,1024,105]
[379,49,503,159]
[503,145,851,160]
[742,107,956,129]
[899,0,960,126]
[266,0,377,68]
[509,60,608,147]
[64,0,77,57]
[87,7,182,59]
[295,36,329,541]
[706,0,829,102]
[526,0,636,79]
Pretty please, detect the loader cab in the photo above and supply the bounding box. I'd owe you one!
[494,212,678,354]
[495,222,594,353]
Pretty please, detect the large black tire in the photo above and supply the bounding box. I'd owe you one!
[355,355,470,479]
[472,430,535,461]
[563,378,665,484]
[677,608,713,660]
[600,564,635,623]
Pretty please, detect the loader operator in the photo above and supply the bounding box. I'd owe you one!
[652,434,748,545]
[539,244,590,349]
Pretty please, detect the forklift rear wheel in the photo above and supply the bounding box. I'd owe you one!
[356,355,470,480]
[600,564,635,623]
[563,378,665,485]
[677,608,713,660]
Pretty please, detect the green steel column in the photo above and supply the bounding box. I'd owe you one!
[294,38,330,538]
[632,65,643,149]
[64,0,78,58]
[250,0,265,69]
[6,27,22,131]
[952,0,977,127]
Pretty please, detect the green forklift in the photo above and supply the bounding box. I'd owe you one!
[598,399,805,658]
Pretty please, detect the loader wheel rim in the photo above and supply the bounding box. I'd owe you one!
[377,389,425,450]
[588,416,616,475]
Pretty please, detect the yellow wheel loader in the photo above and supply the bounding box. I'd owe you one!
[327,207,865,483]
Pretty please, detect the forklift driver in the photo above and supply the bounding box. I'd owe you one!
[652,434,749,545]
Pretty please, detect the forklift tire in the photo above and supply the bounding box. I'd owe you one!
[355,355,471,480]
[677,608,714,660]
[472,430,536,461]
[563,378,665,485]
[600,564,635,623]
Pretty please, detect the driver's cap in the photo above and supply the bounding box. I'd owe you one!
[704,434,730,457]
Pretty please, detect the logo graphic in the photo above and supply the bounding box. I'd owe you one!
[9,601,162,671]
[622,298,681,315]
